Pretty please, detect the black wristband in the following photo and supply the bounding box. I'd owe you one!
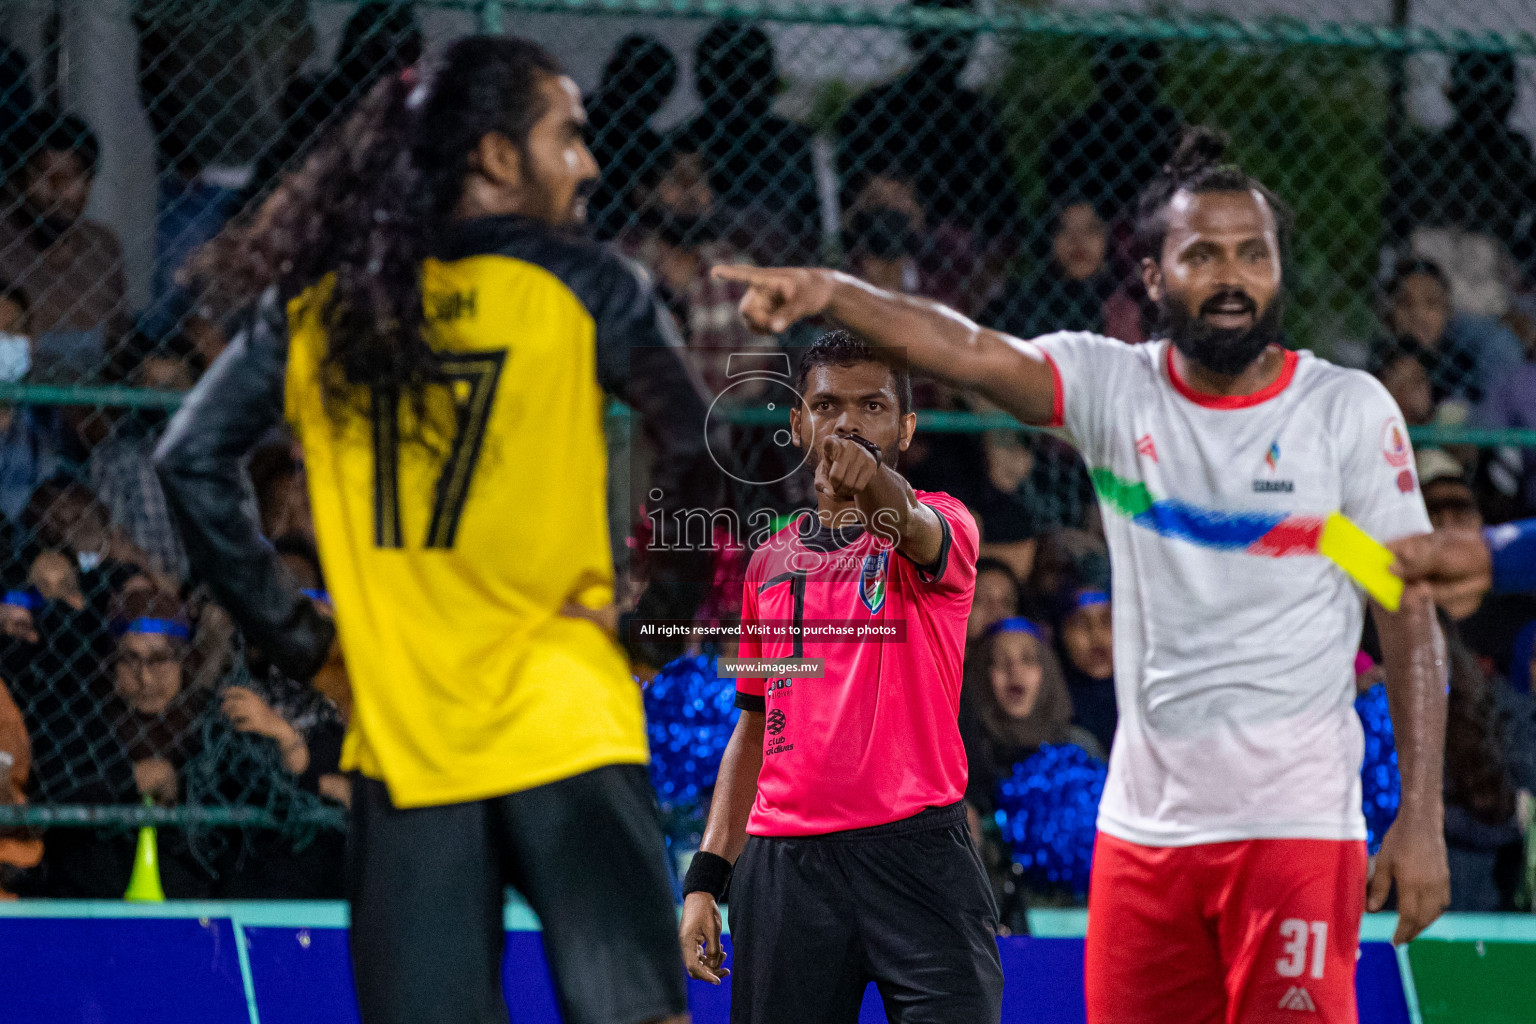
[682,850,733,902]
[843,433,883,468]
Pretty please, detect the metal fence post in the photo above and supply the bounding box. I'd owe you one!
[479,0,503,34]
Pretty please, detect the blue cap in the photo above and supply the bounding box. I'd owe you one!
[987,616,1043,641]
[2,589,42,613]
[117,617,191,640]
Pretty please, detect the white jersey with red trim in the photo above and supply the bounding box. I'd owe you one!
[1032,333,1431,846]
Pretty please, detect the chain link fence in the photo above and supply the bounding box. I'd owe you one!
[0,0,1532,897]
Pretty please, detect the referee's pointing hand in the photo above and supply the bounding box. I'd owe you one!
[713,264,837,334]
[816,435,879,502]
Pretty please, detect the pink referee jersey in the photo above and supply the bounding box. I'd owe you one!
[734,491,979,836]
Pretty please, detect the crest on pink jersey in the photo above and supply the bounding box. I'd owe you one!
[860,551,888,614]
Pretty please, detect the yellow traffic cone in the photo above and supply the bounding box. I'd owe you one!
[124,804,165,902]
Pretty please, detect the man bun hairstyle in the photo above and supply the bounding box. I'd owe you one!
[1133,125,1293,262]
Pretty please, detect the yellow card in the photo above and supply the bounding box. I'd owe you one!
[1317,512,1403,612]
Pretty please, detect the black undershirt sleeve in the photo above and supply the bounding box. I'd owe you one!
[566,250,723,666]
[154,288,334,681]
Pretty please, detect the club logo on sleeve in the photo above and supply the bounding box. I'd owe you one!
[1382,419,1410,468]
[859,551,889,614]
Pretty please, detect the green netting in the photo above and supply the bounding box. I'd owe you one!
[0,0,1532,899]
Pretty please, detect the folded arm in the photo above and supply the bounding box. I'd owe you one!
[153,289,334,680]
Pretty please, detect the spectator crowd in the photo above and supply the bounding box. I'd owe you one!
[0,0,1530,918]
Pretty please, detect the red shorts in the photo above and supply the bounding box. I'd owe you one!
[1084,831,1367,1024]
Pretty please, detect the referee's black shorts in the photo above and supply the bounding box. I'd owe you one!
[346,765,687,1024]
[727,802,1004,1024]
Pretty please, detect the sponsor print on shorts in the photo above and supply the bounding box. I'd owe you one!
[1278,986,1317,1012]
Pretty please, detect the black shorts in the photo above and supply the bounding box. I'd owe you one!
[346,764,687,1024]
[727,803,1004,1024]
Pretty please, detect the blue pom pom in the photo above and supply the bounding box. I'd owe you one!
[993,744,1106,899]
[643,655,741,837]
[1355,682,1399,855]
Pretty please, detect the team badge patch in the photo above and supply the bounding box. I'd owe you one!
[860,551,889,614]
[1382,419,1410,468]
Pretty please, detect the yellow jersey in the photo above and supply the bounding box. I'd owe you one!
[279,216,711,807]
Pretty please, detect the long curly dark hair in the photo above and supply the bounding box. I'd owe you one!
[190,36,563,427]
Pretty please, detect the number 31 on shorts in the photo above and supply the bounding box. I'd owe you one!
[1276,919,1328,979]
